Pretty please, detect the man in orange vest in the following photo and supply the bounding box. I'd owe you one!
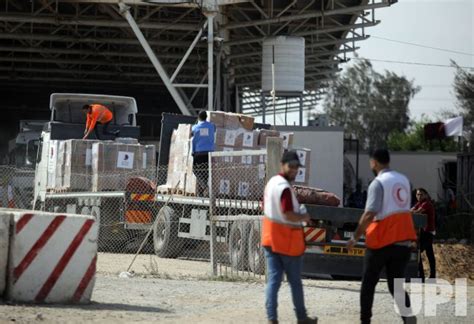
[347,149,417,324]
[262,151,317,324]
[82,104,119,140]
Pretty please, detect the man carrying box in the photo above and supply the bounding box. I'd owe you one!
[190,111,215,196]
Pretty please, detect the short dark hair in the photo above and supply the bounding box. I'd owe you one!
[198,110,207,121]
[417,188,428,195]
[369,148,390,165]
[82,104,90,110]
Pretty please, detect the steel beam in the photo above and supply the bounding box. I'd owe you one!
[118,3,192,115]
[223,1,391,30]
[0,45,200,60]
[0,13,200,31]
[0,32,204,48]
[170,20,207,82]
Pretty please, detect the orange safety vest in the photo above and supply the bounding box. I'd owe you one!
[86,104,113,131]
[261,175,306,256]
[365,170,417,249]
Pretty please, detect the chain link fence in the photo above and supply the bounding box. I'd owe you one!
[208,149,267,279]
[0,161,269,280]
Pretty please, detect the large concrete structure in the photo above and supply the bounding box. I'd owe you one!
[0,0,396,153]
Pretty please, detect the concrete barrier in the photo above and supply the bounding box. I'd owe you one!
[6,210,98,303]
[0,210,10,297]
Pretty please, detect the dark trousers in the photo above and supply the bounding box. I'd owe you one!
[418,230,436,280]
[94,121,117,139]
[192,152,209,196]
[361,245,413,324]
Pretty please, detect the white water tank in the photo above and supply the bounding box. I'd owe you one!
[262,36,305,94]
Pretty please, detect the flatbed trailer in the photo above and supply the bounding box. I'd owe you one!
[42,189,425,278]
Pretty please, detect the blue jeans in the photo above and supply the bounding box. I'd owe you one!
[264,248,307,321]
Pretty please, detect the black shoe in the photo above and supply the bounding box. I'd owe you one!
[297,317,318,324]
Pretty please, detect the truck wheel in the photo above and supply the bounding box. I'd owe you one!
[228,221,250,271]
[248,221,266,275]
[153,206,183,258]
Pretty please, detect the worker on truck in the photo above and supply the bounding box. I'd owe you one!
[82,104,119,140]
[347,149,417,324]
[262,151,317,324]
[190,111,215,196]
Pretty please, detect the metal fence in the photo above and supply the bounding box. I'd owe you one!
[208,149,267,279]
[0,159,269,280]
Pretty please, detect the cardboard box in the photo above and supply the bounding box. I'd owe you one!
[92,142,144,192]
[215,128,258,148]
[238,114,254,131]
[295,148,311,167]
[279,132,294,149]
[258,129,280,147]
[224,113,241,129]
[63,139,100,191]
[224,113,255,131]
[238,130,259,148]
[207,111,225,128]
[294,148,311,186]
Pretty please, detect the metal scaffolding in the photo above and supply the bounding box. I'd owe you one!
[0,0,395,117]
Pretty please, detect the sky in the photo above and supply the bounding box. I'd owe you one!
[254,0,474,125]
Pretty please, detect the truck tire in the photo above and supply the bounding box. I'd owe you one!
[247,221,266,275]
[153,206,183,258]
[228,221,250,271]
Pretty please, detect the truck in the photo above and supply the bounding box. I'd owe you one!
[5,120,48,209]
[33,93,425,278]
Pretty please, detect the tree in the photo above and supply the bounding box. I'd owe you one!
[452,61,474,150]
[322,58,420,150]
[387,118,458,152]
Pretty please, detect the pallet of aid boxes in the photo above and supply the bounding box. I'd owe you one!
[257,129,310,186]
[91,141,156,192]
[211,112,264,200]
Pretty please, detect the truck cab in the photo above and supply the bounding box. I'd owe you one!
[33,93,140,208]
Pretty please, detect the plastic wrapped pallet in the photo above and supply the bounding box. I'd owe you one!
[141,144,157,180]
[92,142,144,192]
[55,140,66,189]
[62,139,100,191]
[46,140,60,190]
[164,125,191,193]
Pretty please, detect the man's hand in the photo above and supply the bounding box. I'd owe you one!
[346,238,357,251]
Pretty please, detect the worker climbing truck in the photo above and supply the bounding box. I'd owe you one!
[34,93,425,278]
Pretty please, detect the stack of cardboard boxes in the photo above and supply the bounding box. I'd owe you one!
[46,138,156,192]
[160,111,311,199]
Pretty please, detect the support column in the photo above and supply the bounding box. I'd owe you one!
[206,12,216,111]
[118,3,192,116]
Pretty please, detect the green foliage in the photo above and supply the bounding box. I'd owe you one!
[387,119,459,152]
[322,57,420,150]
[452,61,474,149]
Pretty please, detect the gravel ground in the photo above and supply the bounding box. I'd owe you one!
[1,253,472,323]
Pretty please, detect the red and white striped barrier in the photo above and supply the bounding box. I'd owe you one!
[7,210,98,304]
[0,210,10,296]
[304,227,326,243]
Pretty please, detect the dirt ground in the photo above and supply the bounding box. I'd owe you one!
[421,244,474,284]
[1,252,473,324]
